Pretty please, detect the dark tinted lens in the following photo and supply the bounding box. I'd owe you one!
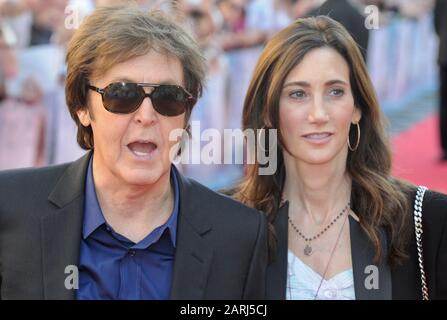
[151,85,189,116]
[103,82,144,114]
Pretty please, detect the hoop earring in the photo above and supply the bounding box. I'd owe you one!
[347,122,360,151]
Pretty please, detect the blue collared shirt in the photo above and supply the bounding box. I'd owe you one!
[76,156,180,300]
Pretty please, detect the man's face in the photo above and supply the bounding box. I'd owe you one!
[218,0,245,28]
[77,50,186,187]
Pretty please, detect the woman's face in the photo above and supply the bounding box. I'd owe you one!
[279,47,361,166]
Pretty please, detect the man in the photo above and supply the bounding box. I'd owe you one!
[0,5,268,299]
[435,0,447,161]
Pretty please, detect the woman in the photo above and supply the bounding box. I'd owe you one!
[234,16,447,299]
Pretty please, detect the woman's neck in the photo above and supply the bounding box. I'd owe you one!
[282,152,351,225]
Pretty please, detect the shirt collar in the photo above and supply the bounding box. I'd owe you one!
[82,155,105,239]
[165,165,180,247]
[82,154,180,247]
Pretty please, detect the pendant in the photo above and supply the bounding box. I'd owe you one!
[304,244,313,256]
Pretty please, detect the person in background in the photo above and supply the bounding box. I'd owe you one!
[288,0,369,62]
[434,0,447,161]
[0,25,47,170]
[0,27,10,101]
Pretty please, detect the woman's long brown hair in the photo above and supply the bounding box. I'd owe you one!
[233,16,413,266]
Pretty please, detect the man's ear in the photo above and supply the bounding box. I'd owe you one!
[77,107,92,127]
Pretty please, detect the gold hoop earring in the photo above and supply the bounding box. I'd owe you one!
[348,122,360,151]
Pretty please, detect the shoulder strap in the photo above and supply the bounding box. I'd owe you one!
[414,185,429,300]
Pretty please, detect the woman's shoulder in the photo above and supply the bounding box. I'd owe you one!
[421,188,447,217]
[403,186,447,236]
[424,188,447,202]
[391,182,447,229]
[393,181,447,216]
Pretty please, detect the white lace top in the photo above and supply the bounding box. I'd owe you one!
[286,249,356,300]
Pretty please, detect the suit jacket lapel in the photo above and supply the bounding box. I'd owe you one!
[42,151,91,299]
[170,167,214,299]
[349,215,392,299]
[266,202,288,299]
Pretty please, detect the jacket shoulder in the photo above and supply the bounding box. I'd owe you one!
[0,163,70,193]
[402,186,447,232]
[0,163,71,215]
[179,175,266,240]
[422,189,447,222]
[424,189,447,205]
[422,190,447,298]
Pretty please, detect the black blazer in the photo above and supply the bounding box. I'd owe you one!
[267,189,447,299]
[0,151,268,300]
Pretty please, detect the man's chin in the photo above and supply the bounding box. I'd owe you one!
[122,167,169,187]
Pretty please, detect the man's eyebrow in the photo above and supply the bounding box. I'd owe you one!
[108,78,180,85]
[109,77,136,83]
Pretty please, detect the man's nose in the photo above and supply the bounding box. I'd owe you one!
[133,94,157,125]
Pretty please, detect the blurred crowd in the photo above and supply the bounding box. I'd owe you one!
[0,0,440,188]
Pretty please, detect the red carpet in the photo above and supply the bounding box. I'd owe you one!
[392,115,447,194]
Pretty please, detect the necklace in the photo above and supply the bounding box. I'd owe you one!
[314,212,349,299]
[288,202,351,256]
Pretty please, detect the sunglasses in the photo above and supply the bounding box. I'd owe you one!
[87,82,195,116]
